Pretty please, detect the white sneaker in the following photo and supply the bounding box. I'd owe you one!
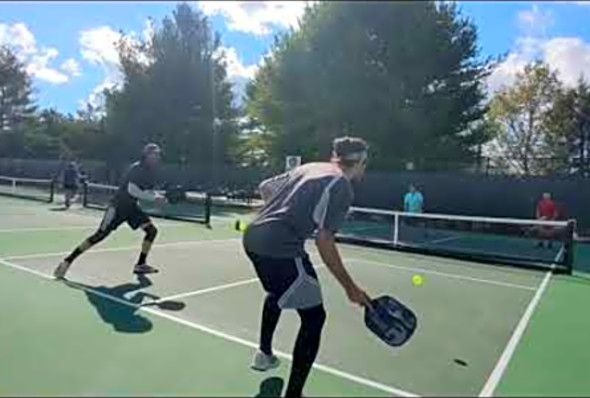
[251,350,280,372]
[54,260,71,280]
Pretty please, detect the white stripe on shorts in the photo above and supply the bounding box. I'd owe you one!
[277,257,323,310]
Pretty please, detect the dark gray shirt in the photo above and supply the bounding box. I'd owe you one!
[113,161,157,208]
[243,162,354,258]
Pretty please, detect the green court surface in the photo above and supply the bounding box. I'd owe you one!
[1,195,590,396]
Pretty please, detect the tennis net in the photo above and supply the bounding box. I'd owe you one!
[83,182,211,225]
[0,175,55,203]
[336,207,575,273]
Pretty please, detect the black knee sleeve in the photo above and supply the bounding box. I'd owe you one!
[88,230,109,245]
[144,224,158,242]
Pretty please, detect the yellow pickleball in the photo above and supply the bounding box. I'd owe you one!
[412,274,424,286]
[234,220,248,232]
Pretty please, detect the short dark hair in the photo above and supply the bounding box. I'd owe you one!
[332,136,368,167]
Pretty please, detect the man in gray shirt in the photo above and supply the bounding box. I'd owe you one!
[243,136,371,397]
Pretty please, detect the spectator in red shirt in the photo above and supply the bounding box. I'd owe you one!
[536,192,558,249]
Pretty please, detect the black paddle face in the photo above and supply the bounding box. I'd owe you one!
[165,186,187,204]
[364,295,417,347]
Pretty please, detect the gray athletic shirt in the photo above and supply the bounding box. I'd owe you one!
[243,162,354,258]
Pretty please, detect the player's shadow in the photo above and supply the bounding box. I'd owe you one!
[64,274,160,334]
[50,206,69,212]
[254,377,284,397]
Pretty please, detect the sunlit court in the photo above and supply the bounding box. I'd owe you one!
[2,1,590,397]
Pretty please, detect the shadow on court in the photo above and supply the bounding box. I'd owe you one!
[50,206,69,212]
[64,274,158,334]
[573,242,590,274]
[254,377,284,397]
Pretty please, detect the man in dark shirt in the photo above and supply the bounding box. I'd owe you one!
[54,143,167,279]
[243,136,371,397]
[62,161,81,209]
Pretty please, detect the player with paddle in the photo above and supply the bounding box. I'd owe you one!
[242,137,416,397]
[53,143,169,279]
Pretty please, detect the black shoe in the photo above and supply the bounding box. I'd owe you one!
[133,264,159,274]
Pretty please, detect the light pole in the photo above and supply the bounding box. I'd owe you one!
[573,105,590,176]
[208,20,219,191]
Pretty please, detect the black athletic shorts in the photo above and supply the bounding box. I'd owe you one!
[63,182,78,191]
[245,250,323,310]
[99,203,151,233]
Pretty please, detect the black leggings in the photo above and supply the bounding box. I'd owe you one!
[260,293,326,397]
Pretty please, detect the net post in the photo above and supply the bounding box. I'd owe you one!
[393,212,399,246]
[564,219,576,274]
[204,192,212,227]
[82,181,88,208]
[49,178,55,203]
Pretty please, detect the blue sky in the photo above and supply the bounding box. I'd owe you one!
[1,1,590,115]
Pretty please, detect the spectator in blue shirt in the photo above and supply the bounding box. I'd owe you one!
[404,184,424,213]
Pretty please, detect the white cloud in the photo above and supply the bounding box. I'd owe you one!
[142,17,155,44]
[487,6,590,94]
[216,46,262,105]
[0,22,72,85]
[78,25,125,111]
[77,20,152,111]
[198,1,312,35]
[61,58,82,77]
[79,74,121,112]
[219,46,258,80]
[0,22,36,54]
[487,36,590,93]
[487,38,542,93]
[25,48,69,84]
[517,5,554,36]
[544,38,590,85]
[79,26,122,69]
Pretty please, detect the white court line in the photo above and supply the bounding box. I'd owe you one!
[0,220,196,233]
[3,238,241,261]
[478,248,563,397]
[151,278,260,303]
[306,247,539,291]
[330,255,538,291]
[0,225,97,233]
[153,264,328,304]
[0,257,419,398]
[428,236,462,244]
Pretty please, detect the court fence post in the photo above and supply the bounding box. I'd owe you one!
[82,181,88,208]
[564,219,576,274]
[204,192,212,228]
[49,178,55,203]
[393,212,399,247]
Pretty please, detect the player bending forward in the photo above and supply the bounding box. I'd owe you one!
[243,136,372,397]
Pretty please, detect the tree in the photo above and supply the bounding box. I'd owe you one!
[231,115,273,168]
[246,1,496,170]
[487,61,563,175]
[0,45,37,157]
[104,3,239,172]
[545,77,590,175]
